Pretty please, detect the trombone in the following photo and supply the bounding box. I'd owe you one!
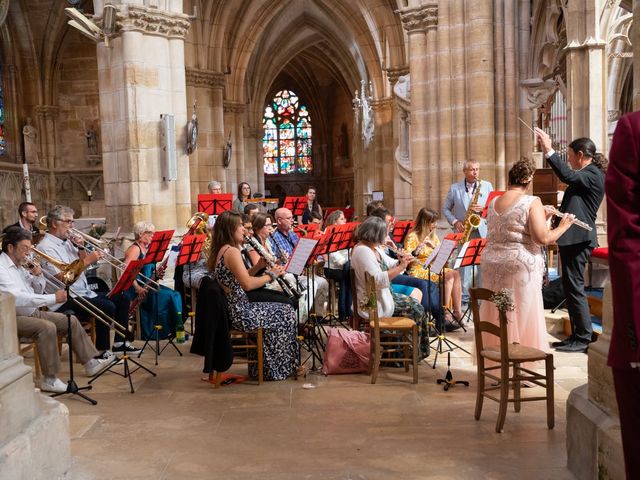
[25,252,135,342]
[69,227,160,291]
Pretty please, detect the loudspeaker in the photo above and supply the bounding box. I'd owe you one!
[160,113,177,181]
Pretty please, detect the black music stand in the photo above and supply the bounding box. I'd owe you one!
[197,193,233,216]
[90,259,156,393]
[283,196,307,219]
[426,239,471,369]
[391,220,415,246]
[51,307,97,405]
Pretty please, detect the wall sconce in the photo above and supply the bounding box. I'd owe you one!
[87,190,92,202]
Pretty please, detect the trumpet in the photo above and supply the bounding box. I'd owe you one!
[544,206,593,231]
[25,252,135,342]
[244,235,303,299]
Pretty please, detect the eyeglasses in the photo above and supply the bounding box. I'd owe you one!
[144,231,155,235]
[57,219,74,225]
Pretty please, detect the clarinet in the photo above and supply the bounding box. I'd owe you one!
[244,235,303,299]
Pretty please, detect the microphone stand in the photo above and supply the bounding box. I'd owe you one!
[51,285,97,405]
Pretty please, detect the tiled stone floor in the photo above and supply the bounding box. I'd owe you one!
[26,313,587,480]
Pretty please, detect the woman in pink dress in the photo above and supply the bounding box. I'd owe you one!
[480,159,574,352]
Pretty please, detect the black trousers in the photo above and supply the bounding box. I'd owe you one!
[559,242,593,343]
[57,292,130,350]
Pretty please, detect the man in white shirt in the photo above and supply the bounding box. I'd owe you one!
[37,205,139,354]
[0,227,110,393]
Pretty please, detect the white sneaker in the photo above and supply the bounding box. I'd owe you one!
[96,350,115,361]
[40,377,68,393]
[84,358,111,377]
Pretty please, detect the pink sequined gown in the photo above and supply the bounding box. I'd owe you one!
[480,195,548,352]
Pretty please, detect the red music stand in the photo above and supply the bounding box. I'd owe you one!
[444,232,464,242]
[391,220,415,245]
[176,234,206,267]
[294,223,320,238]
[335,222,359,250]
[481,191,505,218]
[283,196,307,217]
[198,193,233,215]
[144,230,175,264]
[90,258,156,393]
[453,238,486,270]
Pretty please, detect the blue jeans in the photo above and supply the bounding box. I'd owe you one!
[391,274,442,324]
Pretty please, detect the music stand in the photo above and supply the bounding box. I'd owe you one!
[197,193,233,215]
[51,307,97,405]
[91,259,156,393]
[453,238,486,327]
[391,220,415,245]
[426,239,471,369]
[481,191,505,218]
[283,196,307,218]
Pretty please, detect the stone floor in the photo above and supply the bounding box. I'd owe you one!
[24,312,588,480]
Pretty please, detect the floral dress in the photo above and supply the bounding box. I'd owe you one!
[480,195,547,353]
[214,253,299,380]
[404,231,451,283]
[379,258,430,360]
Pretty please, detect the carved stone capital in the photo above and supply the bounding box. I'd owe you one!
[117,5,191,39]
[386,66,409,85]
[521,78,558,109]
[185,68,225,89]
[371,98,393,111]
[223,101,247,114]
[399,4,438,33]
[34,105,60,119]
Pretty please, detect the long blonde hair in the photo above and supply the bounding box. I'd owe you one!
[412,208,439,242]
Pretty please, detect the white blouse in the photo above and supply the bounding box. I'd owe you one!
[350,244,398,319]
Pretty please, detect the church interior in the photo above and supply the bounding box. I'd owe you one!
[0,0,637,478]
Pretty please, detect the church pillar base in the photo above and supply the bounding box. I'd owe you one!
[566,384,624,480]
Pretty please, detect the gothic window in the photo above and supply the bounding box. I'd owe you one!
[263,90,312,175]
[0,66,5,156]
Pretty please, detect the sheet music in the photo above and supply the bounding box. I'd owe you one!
[166,245,181,268]
[286,238,318,276]
[422,243,442,269]
[430,239,458,274]
[453,242,470,270]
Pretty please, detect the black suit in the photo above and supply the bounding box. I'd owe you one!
[2,220,39,235]
[547,152,605,343]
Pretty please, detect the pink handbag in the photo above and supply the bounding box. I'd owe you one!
[322,328,370,375]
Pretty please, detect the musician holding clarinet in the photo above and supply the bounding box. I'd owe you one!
[0,227,111,393]
[535,128,606,353]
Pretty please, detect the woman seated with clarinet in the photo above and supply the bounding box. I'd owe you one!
[123,221,182,340]
[244,212,300,310]
[403,208,464,326]
[209,211,301,381]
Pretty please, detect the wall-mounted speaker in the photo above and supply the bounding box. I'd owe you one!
[160,113,177,181]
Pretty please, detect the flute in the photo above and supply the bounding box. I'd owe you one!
[545,206,593,231]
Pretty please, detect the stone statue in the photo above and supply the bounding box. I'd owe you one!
[22,117,39,164]
[85,126,98,155]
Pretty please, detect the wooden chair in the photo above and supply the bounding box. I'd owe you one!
[19,338,43,378]
[364,272,419,384]
[214,327,264,388]
[349,269,368,331]
[469,287,554,433]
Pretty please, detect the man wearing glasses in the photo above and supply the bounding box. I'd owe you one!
[37,205,138,357]
[2,202,41,235]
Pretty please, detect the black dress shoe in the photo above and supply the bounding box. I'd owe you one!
[555,340,589,353]
[444,320,461,333]
[551,337,572,348]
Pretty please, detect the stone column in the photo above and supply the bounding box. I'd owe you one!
[185,68,226,205]
[0,293,71,479]
[34,105,60,169]
[565,0,607,147]
[400,3,438,215]
[371,98,394,213]
[388,61,411,219]
[224,101,247,191]
[244,126,264,195]
[95,3,192,231]
[634,0,640,110]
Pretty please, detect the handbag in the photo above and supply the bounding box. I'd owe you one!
[322,327,370,375]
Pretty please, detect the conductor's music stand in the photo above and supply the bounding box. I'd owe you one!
[283,196,307,218]
[90,259,157,393]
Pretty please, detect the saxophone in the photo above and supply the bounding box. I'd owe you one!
[461,180,482,244]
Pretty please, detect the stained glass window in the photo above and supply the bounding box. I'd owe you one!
[263,90,312,174]
[0,66,5,156]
